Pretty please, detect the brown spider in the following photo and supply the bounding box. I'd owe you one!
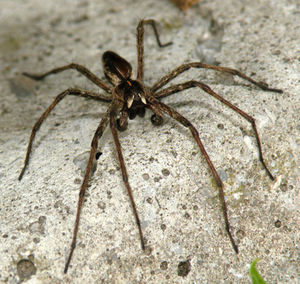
[19,19,282,273]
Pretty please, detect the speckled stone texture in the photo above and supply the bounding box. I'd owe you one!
[0,0,299,283]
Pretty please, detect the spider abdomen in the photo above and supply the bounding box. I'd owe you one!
[102,51,132,84]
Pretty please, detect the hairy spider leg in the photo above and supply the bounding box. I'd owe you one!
[146,94,239,253]
[110,115,145,249]
[23,63,112,93]
[154,80,276,180]
[18,88,111,180]
[136,19,172,81]
[64,104,113,273]
[151,62,283,94]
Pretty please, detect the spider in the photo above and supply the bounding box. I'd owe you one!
[19,19,282,273]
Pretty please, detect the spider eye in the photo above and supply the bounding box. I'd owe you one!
[102,51,132,82]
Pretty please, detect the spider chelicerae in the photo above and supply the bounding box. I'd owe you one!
[19,19,282,273]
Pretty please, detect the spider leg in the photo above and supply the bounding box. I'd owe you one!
[146,95,238,254]
[151,62,283,93]
[23,63,112,93]
[18,88,111,180]
[64,104,114,273]
[136,19,172,81]
[116,110,129,131]
[110,115,145,250]
[154,80,275,180]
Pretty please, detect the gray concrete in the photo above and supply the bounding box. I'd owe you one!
[0,0,299,283]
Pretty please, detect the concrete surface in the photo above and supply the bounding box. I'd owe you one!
[0,0,299,283]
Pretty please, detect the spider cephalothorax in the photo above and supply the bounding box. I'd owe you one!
[19,19,282,273]
[114,78,147,111]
